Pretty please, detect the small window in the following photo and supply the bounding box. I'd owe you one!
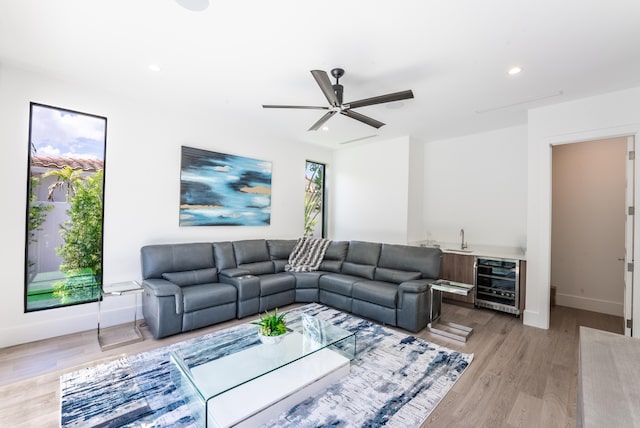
[304,161,326,238]
[25,103,107,311]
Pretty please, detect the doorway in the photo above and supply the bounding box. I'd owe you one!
[551,137,629,325]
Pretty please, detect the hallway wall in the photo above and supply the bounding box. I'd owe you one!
[551,137,627,316]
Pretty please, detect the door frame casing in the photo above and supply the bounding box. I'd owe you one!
[625,136,635,336]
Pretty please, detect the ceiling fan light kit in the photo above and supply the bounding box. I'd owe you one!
[175,0,210,12]
[263,68,414,131]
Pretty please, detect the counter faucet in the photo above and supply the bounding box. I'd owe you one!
[460,228,468,250]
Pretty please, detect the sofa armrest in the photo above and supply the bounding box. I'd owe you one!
[142,278,183,314]
[397,279,432,307]
[219,268,252,278]
[399,279,431,293]
[396,279,435,332]
[219,273,260,300]
[219,273,260,318]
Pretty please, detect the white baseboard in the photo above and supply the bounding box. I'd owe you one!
[523,308,549,329]
[0,302,141,348]
[555,293,623,317]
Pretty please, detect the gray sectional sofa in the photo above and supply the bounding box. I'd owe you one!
[140,239,442,339]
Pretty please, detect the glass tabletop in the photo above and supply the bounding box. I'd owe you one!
[431,279,475,295]
[170,312,355,426]
[102,280,143,295]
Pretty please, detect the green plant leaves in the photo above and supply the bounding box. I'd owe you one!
[251,308,287,336]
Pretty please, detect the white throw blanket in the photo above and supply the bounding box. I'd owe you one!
[285,237,331,272]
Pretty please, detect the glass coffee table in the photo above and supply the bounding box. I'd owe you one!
[170,313,356,428]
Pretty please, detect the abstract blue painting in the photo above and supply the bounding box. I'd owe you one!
[179,146,272,226]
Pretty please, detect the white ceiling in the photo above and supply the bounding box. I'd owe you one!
[2,0,640,149]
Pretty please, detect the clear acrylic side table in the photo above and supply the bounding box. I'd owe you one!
[428,279,475,342]
[97,281,144,350]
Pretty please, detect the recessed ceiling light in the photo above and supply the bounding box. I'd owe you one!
[148,64,161,72]
[175,0,209,12]
[321,126,329,131]
[508,66,522,75]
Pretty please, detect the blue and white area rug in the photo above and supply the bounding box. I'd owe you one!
[61,303,473,427]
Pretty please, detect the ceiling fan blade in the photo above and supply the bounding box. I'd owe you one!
[311,70,340,107]
[262,104,329,110]
[345,89,414,109]
[341,109,385,129]
[308,110,337,131]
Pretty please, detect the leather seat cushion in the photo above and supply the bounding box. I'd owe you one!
[293,271,323,289]
[319,273,360,296]
[182,283,237,313]
[352,280,398,308]
[259,273,295,296]
[162,268,218,286]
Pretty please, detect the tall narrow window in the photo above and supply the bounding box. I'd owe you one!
[304,161,325,238]
[25,103,107,311]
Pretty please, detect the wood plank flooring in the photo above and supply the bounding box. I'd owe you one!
[0,303,623,427]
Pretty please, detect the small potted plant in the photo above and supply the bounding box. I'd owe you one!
[252,308,288,344]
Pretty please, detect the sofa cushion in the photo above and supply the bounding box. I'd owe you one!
[273,259,288,273]
[213,241,237,270]
[345,241,381,266]
[292,271,323,289]
[352,280,398,309]
[325,241,349,261]
[238,261,274,276]
[267,239,297,260]
[162,268,218,286]
[341,262,375,280]
[259,273,295,296]
[233,239,270,265]
[319,273,360,296]
[182,283,237,313]
[378,243,442,279]
[374,267,422,284]
[141,243,215,279]
[268,239,297,273]
[318,260,342,273]
[318,241,348,272]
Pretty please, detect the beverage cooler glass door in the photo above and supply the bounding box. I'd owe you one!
[475,257,520,315]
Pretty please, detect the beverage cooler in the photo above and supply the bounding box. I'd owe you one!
[474,257,521,316]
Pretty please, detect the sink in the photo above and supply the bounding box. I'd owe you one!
[444,248,474,253]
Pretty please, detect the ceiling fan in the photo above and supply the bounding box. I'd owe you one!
[262,68,414,131]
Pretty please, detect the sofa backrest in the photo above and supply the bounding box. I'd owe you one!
[213,241,237,270]
[318,240,349,272]
[141,243,215,280]
[232,239,275,275]
[377,244,442,280]
[341,241,381,280]
[267,239,297,272]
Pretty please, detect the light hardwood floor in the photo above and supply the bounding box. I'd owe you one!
[0,303,623,427]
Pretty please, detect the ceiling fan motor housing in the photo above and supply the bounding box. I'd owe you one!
[331,68,345,105]
[333,84,344,106]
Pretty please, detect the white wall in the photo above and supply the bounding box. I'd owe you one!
[331,136,411,244]
[526,86,640,331]
[407,138,426,243]
[423,125,528,248]
[0,64,332,348]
